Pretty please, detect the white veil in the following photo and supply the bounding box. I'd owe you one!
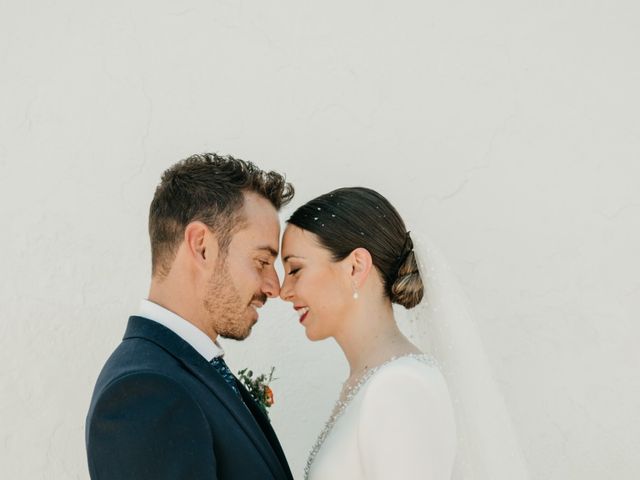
[398,232,530,480]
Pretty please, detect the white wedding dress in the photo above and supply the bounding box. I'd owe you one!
[305,354,457,480]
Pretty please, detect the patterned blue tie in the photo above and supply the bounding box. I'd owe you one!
[210,356,241,398]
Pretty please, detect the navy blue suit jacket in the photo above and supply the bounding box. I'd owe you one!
[86,316,293,480]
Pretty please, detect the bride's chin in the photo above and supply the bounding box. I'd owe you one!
[304,327,329,342]
[304,329,319,341]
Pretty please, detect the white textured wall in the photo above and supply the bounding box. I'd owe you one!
[2,1,639,479]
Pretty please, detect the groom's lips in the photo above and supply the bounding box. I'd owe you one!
[249,300,264,321]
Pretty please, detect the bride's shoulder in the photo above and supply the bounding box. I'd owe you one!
[372,353,441,377]
[361,354,448,399]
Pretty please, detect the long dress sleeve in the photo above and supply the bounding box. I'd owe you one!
[356,361,457,480]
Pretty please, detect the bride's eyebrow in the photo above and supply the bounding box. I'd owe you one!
[283,254,304,262]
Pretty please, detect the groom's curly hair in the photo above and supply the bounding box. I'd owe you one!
[149,153,294,278]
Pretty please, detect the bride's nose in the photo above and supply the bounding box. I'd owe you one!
[279,278,293,302]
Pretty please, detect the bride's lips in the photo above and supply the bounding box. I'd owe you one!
[294,306,309,324]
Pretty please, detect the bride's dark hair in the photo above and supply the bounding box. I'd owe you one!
[287,187,424,309]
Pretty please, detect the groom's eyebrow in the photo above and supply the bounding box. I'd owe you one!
[256,246,278,257]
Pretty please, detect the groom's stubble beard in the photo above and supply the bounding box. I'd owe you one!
[203,259,265,340]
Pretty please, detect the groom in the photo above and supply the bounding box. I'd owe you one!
[85,153,295,479]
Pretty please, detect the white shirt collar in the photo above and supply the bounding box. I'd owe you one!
[138,299,224,362]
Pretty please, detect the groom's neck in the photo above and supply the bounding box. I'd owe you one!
[148,274,218,343]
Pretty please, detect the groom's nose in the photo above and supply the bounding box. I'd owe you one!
[261,267,281,298]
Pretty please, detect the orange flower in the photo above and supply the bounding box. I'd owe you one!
[264,386,274,407]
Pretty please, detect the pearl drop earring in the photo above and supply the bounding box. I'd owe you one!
[352,283,359,300]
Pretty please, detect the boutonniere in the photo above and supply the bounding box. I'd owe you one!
[237,366,276,419]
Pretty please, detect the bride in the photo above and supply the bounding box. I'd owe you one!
[280,187,456,479]
[280,186,530,480]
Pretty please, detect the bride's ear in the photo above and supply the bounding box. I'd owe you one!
[349,247,373,287]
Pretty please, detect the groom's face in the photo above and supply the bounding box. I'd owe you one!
[203,192,281,340]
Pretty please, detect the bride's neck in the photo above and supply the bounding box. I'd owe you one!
[334,302,419,380]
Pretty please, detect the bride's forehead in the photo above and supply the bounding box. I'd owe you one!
[282,226,323,255]
[282,224,302,241]
[283,225,313,243]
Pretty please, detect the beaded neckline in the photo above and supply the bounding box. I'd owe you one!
[303,353,437,479]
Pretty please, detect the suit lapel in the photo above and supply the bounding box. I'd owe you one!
[236,380,293,479]
[124,316,288,480]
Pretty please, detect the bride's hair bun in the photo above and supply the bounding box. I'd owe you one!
[288,187,426,309]
[390,236,424,309]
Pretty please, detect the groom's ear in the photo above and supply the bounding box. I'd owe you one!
[184,221,220,269]
[349,247,373,284]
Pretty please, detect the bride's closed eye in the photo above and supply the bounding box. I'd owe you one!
[288,267,301,276]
